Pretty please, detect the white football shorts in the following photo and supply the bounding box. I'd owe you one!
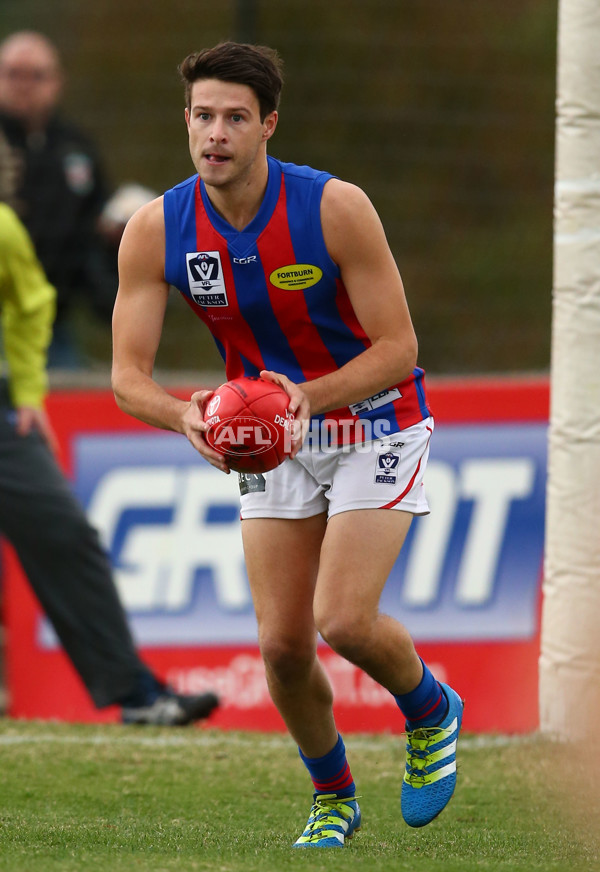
[238,416,433,520]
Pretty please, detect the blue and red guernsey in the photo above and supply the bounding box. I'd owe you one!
[163,156,431,444]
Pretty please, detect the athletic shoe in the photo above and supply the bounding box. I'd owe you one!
[401,682,464,827]
[293,794,362,848]
[121,690,220,726]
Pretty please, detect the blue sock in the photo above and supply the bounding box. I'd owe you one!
[393,659,448,729]
[299,733,356,799]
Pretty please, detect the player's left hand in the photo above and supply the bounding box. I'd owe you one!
[259,370,310,457]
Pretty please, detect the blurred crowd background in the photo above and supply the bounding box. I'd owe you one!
[2,0,557,377]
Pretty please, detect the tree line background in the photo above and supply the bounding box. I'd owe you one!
[2,0,557,377]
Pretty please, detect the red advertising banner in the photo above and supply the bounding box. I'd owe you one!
[3,376,549,733]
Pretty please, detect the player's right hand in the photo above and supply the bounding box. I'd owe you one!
[182,389,231,473]
[259,369,310,457]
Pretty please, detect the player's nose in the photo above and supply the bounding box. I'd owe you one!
[209,117,227,142]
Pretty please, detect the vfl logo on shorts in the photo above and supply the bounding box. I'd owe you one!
[186,251,228,306]
[375,451,400,484]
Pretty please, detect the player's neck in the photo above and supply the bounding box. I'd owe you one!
[204,156,269,232]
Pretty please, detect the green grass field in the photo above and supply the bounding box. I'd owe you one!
[0,721,597,872]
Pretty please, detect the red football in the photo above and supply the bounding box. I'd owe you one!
[203,376,294,473]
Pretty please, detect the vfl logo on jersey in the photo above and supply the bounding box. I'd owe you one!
[186,251,228,306]
[270,264,323,291]
[375,451,400,484]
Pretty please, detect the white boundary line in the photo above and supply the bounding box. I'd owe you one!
[0,730,537,750]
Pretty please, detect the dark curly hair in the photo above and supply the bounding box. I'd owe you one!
[179,41,284,121]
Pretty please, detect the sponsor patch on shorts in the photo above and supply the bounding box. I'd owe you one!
[375,450,401,484]
[238,473,266,495]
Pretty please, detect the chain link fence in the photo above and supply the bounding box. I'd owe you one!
[2,0,557,376]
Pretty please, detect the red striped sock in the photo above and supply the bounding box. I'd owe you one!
[394,659,448,729]
[299,733,356,799]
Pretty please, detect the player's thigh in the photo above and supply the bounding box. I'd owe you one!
[241,513,327,638]
[315,508,413,620]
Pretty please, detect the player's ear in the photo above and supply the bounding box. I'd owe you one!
[184,107,191,130]
[262,111,278,142]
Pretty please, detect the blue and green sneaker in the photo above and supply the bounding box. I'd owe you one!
[293,794,361,848]
[401,682,464,827]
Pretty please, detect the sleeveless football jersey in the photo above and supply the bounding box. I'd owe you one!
[164,156,431,444]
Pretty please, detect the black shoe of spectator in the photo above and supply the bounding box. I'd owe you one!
[121,689,220,725]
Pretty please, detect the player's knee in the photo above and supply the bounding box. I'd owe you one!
[315,610,371,662]
[259,634,315,684]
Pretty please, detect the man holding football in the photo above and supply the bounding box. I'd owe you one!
[111,41,463,847]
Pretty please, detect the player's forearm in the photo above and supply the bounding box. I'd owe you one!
[300,336,418,416]
[111,365,189,434]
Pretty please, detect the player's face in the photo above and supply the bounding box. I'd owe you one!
[185,79,277,190]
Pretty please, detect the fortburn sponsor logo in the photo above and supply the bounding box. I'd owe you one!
[269,263,323,290]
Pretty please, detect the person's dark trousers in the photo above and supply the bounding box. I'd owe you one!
[0,384,145,708]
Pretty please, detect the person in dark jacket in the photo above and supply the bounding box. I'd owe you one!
[0,31,115,367]
[0,108,219,728]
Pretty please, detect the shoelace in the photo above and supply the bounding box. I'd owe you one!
[301,797,356,840]
[404,724,452,785]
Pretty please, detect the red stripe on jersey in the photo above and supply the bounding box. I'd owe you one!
[380,425,433,509]
[389,392,407,435]
[256,177,339,380]
[180,295,243,377]
[193,180,265,379]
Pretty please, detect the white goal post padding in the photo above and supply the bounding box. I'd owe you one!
[540,0,600,739]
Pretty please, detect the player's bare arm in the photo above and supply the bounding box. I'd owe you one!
[299,178,419,416]
[111,199,229,471]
